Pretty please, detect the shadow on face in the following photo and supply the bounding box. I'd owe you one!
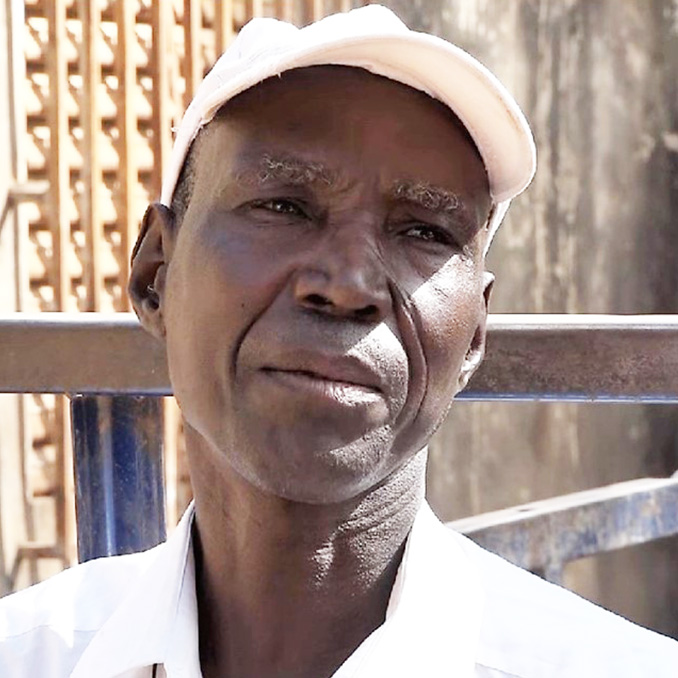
[131,65,493,504]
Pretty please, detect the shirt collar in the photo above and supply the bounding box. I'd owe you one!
[342,501,485,678]
[69,505,200,678]
[70,501,484,678]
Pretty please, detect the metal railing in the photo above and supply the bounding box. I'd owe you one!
[2,313,678,579]
[4,313,678,400]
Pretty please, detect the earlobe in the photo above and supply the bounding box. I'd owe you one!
[457,271,494,392]
[128,203,175,340]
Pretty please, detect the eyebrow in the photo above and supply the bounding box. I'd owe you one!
[391,181,461,215]
[234,155,470,220]
[236,154,335,187]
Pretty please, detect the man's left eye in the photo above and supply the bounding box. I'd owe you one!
[403,224,455,246]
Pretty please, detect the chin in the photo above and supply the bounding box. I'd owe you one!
[235,426,398,505]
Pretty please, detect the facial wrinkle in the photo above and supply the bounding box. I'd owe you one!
[226,254,308,417]
[387,279,428,436]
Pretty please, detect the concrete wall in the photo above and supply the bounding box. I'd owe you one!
[382,0,678,637]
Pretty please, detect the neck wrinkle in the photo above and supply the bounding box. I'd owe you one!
[187,427,426,678]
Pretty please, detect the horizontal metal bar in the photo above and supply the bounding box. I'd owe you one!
[462,315,678,403]
[3,313,678,400]
[0,314,168,395]
[449,476,678,579]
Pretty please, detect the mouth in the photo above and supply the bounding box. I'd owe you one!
[263,366,379,389]
[259,354,384,406]
[261,368,382,406]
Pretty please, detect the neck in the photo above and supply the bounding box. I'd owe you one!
[187,428,426,678]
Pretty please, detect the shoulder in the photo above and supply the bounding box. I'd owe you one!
[445,529,678,677]
[0,545,160,677]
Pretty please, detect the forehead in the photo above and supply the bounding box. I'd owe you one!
[191,66,491,218]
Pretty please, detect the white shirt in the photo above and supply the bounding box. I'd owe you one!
[1,501,676,677]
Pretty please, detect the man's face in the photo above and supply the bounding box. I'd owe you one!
[160,66,492,503]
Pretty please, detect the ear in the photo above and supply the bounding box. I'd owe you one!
[128,203,175,340]
[457,271,494,392]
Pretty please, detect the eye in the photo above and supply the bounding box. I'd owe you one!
[402,223,456,247]
[250,198,308,218]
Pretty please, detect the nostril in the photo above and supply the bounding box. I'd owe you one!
[306,293,331,307]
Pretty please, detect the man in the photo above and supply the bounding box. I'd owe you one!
[1,5,677,677]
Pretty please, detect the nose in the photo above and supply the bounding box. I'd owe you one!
[292,231,391,322]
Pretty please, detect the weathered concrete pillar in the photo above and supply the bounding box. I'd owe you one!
[384,0,678,638]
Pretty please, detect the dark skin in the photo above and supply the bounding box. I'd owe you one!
[130,67,493,678]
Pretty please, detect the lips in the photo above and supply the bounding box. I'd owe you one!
[260,350,384,395]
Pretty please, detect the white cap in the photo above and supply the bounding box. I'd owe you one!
[160,4,536,251]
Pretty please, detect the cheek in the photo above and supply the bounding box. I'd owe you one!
[387,260,484,463]
[410,260,483,390]
[169,213,291,321]
[163,249,226,429]
[162,220,287,427]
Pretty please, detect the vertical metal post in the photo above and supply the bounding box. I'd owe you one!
[71,395,166,562]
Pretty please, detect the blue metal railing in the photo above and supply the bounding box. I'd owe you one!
[71,396,165,561]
